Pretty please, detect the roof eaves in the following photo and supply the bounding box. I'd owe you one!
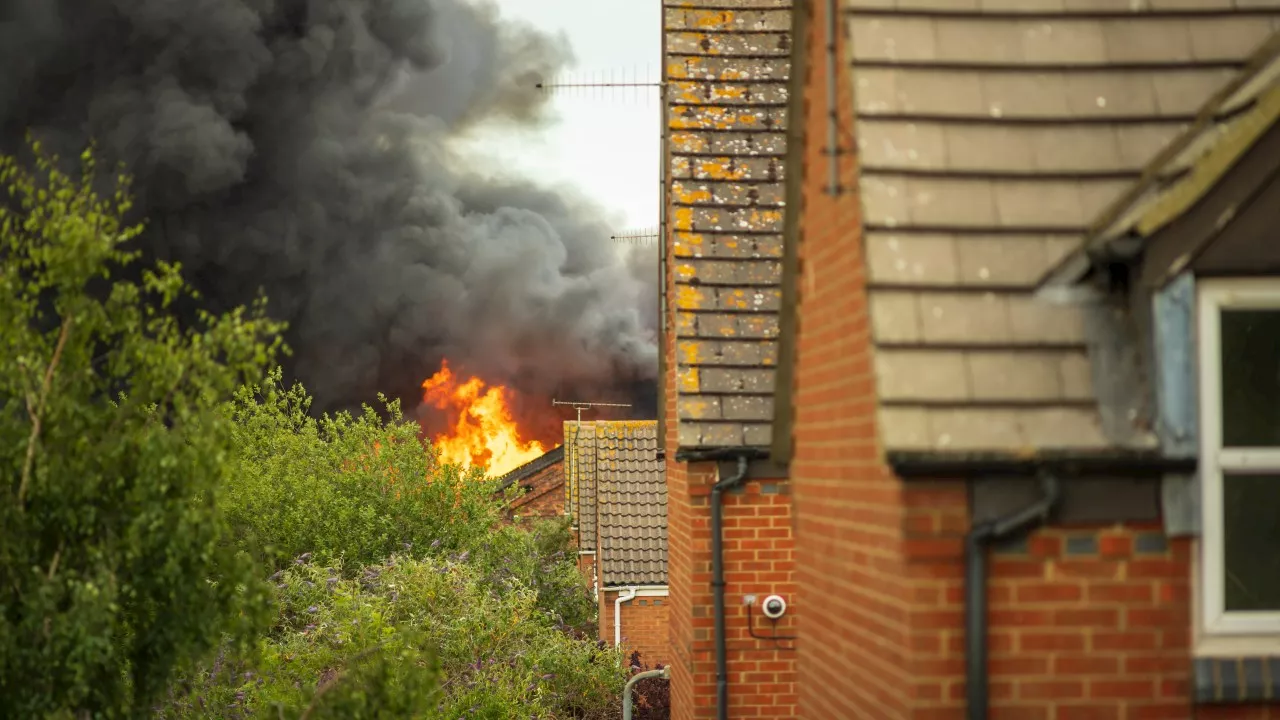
[1035,30,1280,299]
[494,445,565,492]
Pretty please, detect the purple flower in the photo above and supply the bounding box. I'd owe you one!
[540,673,555,680]
[430,539,441,549]
[457,551,470,563]
[525,683,537,693]
[269,570,283,582]
[306,606,318,613]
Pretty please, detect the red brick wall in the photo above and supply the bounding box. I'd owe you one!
[787,0,912,715]
[664,454,799,720]
[599,590,673,668]
[501,460,564,524]
[899,486,1196,718]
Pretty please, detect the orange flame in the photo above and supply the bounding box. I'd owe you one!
[422,360,547,477]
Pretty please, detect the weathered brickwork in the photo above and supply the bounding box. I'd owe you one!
[666,0,793,451]
[499,460,564,524]
[600,591,673,669]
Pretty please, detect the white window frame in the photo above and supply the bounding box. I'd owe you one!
[1198,278,1280,636]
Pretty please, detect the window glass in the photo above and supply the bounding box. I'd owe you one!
[1221,309,1280,447]
[1223,473,1280,611]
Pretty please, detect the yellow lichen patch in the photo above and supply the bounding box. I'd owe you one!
[675,231,704,247]
[674,262,697,282]
[717,323,738,338]
[678,367,700,393]
[722,290,751,310]
[681,399,716,419]
[689,10,734,30]
[675,187,712,204]
[676,311,697,333]
[671,132,708,152]
[675,285,706,310]
[695,160,747,181]
[749,209,783,226]
[673,207,694,231]
[679,341,707,365]
[669,107,758,130]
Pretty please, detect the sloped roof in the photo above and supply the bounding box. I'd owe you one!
[494,445,565,493]
[1039,31,1280,294]
[839,1,1280,453]
[664,3,792,451]
[595,421,667,586]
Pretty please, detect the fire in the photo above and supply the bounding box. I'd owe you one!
[422,360,547,477]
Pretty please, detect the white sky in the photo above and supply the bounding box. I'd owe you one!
[462,0,662,231]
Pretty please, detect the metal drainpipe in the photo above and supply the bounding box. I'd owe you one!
[623,666,672,720]
[825,0,839,195]
[712,455,751,720]
[965,472,1061,720]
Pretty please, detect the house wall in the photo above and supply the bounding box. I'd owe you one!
[786,0,916,715]
[663,451,800,720]
[501,460,564,524]
[785,1,1280,717]
[599,589,673,669]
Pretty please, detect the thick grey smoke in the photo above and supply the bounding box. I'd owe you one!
[0,0,659,426]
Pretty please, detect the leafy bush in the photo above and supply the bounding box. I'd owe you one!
[224,371,500,570]
[159,555,625,719]
[0,146,284,716]
[224,374,596,633]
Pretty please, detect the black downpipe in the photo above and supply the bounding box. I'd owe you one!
[965,472,1061,720]
[712,455,751,720]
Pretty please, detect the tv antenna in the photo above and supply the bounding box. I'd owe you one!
[612,227,660,246]
[534,67,664,103]
[553,399,633,424]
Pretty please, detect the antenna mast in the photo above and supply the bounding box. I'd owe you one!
[553,398,633,424]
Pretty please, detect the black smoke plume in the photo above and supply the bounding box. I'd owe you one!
[0,0,659,433]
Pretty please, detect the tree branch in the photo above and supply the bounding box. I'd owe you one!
[18,318,72,510]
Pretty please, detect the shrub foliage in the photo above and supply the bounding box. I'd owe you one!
[0,145,629,719]
[0,146,284,715]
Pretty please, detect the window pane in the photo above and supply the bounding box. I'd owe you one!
[1223,473,1280,611]
[1221,309,1280,447]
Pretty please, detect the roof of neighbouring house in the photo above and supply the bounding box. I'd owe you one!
[594,421,666,586]
[832,2,1280,455]
[494,445,565,493]
[562,420,667,585]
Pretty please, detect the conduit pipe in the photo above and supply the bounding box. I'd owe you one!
[622,666,671,720]
[965,472,1061,720]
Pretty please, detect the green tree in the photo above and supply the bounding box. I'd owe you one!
[0,144,286,717]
